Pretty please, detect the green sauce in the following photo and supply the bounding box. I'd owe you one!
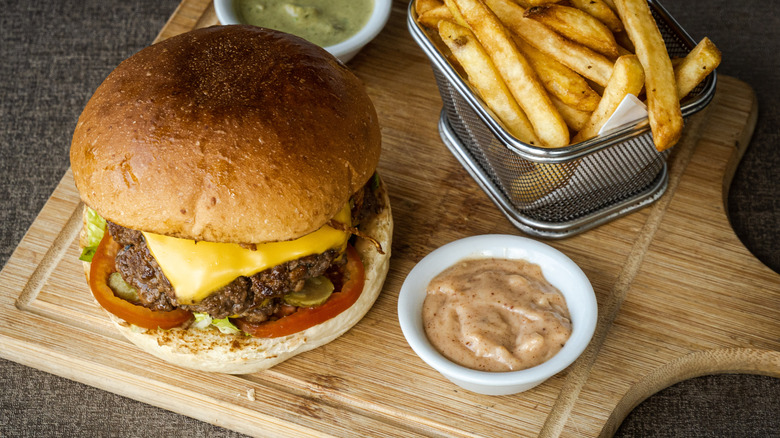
[235,0,374,47]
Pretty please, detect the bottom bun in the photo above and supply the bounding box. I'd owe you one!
[82,178,393,374]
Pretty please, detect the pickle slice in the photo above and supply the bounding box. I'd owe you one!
[108,272,140,303]
[283,276,334,307]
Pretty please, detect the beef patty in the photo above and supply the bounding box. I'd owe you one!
[110,222,343,323]
[108,180,381,324]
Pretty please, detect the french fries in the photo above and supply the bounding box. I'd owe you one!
[601,0,617,10]
[513,36,600,112]
[416,0,444,16]
[573,55,645,142]
[513,0,561,7]
[451,0,570,147]
[523,4,620,59]
[614,28,635,53]
[509,160,576,203]
[414,0,719,154]
[551,95,592,132]
[675,37,722,99]
[567,0,623,33]
[442,0,469,26]
[613,0,683,151]
[418,5,457,29]
[485,0,614,87]
[438,20,540,145]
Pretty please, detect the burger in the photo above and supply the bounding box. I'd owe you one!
[70,25,392,374]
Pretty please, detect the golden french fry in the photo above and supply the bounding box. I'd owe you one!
[674,37,721,99]
[513,0,561,6]
[509,160,577,204]
[484,0,614,87]
[572,55,645,142]
[601,0,617,10]
[452,0,569,147]
[438,20,541,145]
[614,0,682,151]
[513,36,600,112]
[550,95,592,132]
[617,44,633,57]
[418,4,455,29]
[498,136,578,204]
[568,0,623,33]
[614,29,635,53]
[416,0,444,16]
[523,4,620,59]
[442,0,470,27]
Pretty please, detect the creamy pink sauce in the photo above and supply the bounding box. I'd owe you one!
[422,258,572,372]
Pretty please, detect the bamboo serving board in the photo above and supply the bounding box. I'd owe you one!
[1,1,778,437]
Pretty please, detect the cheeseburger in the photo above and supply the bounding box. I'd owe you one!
[70,25,392,373]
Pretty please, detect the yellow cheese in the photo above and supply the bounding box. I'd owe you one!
[143,204,351,304]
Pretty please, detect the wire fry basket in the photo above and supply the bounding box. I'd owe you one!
[408,0,717,238]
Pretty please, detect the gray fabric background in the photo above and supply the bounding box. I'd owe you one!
[1,0,777,436]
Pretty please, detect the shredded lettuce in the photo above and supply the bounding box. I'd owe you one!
[192,312,242,335]
[79,207,107,262]
[213,317,242,335]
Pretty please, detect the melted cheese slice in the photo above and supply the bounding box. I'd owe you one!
[143,204,351,304]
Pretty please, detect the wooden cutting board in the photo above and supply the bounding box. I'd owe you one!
[1,1,777,437]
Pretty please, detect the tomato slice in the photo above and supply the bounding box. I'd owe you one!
[235,244,366,338]
[89,233,193,330]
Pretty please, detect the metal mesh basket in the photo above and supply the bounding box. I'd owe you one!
[408,0,717,238]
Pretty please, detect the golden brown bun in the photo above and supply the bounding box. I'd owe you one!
[71,25,381,244]
[81,178,392,374]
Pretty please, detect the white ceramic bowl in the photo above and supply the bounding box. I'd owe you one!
[213,0,392,63]
[397,234,597,396]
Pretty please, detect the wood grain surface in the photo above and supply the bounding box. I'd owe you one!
[1,1,777,437]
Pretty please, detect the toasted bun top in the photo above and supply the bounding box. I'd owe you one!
[70,25,381,243]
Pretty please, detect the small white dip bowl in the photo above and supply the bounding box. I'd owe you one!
[397,234,597,396]
[213,0,392,63]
